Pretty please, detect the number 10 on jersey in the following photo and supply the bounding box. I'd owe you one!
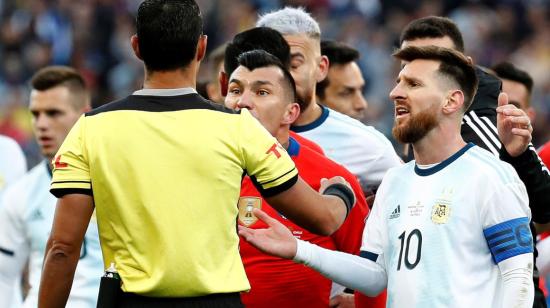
[397,229,422,270]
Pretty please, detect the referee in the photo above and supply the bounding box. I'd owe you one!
[37,1,354,307]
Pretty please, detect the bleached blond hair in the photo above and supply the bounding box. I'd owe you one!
[256,7,321,39]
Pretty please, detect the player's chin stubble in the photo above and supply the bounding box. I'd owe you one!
[392,107,438,144]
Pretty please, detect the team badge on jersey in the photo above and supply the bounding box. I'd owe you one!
[431,203,451,224]
[238,197,262,226]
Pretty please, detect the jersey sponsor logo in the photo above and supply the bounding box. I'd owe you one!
[390,204,401,219]
[266,143,282,158]
[238,197,262,226]
[408,201,424,217]
[54,155,68,169]
[431,203,451,224]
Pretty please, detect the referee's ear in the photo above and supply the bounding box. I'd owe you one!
[196,34,207,63]
[130,35,142,60]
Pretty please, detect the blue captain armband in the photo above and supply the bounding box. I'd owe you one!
[484,217,533,264]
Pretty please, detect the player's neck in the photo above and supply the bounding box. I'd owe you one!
[412,129,466,165]
[294,98,323,126]
[143,66,197,90]
[276,128,290,150]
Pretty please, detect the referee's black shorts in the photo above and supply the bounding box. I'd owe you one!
[115,292,243,308]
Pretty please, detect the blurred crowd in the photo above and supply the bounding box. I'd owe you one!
[1,0,549,167]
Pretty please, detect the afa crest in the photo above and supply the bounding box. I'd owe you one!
[238,197,262,226]
[431,203,451,224]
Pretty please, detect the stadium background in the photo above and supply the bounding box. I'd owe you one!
[0,0,549,166]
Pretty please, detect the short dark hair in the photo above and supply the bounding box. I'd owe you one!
[317,40,360,98]
[400,16,465,52]
[237,50,297,105]
[492,62,533,95]
[30,66,89,109]
[207,43,227,81]
[393,46,478,110]
[224,27,291,78]
[136,0,203,71]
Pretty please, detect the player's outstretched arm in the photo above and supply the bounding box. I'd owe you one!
[239,208,387,296]
[265,176,354,236]
[38,193,94,308]
[498,253,534,308]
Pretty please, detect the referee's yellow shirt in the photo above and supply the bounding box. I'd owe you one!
[50,88,298,297]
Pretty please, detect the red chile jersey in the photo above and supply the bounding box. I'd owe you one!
[238,136,369,308]
[289,131,325,155]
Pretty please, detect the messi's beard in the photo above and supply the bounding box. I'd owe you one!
[392,105,439,144]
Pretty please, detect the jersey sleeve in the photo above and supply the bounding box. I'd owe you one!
[50,115,92,197]
[359,176,389,265]
[481,178,533,264]
[0,183,30,304]
[239,109,298,197]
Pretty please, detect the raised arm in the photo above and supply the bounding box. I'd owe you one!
[497,92,550,223]
[266,176,354,236]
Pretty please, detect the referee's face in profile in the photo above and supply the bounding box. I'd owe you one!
[29,86,84,161]
[225,65,291,136]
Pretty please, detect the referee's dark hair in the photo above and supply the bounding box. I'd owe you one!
[224,27,291,78]
[317,40,360,99]
[237,50,297,105]
[136,0,203,71]
[394,46,478,111]
[30,66,90,109]
[400,16,465,52]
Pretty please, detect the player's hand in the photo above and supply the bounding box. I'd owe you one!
[496,92,532,157]
[238,208,297,259]
[330,293,356,308]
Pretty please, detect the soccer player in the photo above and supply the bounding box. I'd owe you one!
[257,7,402,195]
[0,66,102,307]
[400,17,550,306]
[38,1,355,307]
[316,40,368,120]
[222,27,325,155]
[239,46,534,308]
[225,49,369,308]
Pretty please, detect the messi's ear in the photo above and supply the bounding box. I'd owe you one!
[442,90,464,115]
[218,71,228,97]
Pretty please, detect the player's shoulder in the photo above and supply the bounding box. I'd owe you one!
[325,109,394,146]
[1,163,48,213]
[0,135,23,152]
[5,162,47,194]
[463,145,520,184]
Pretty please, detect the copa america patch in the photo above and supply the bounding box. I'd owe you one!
[238,197,262,226]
